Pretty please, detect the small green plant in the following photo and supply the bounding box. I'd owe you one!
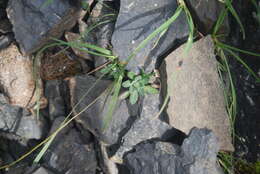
[121,71,158,105]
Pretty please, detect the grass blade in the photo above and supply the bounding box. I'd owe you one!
[126,6,183,63]
[223,47,260,82]
[102,75,123,131]
[225,0,245,39]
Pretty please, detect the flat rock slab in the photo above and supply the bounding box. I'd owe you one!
[0,44,43,108]
[7,0,80,55]
[112,0,189,73]
[160,35,233,151]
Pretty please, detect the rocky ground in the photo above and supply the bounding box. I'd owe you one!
[0,0,259,174]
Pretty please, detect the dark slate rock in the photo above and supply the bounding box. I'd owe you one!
[182,128,224,174]
[45,80,66,121]
[44,129,97,174]
[111,94,178,162]
[6,0,80,55]
[186,0,229,35]
[68,74,133,145]
[0,94,44,140]
[112,0,189,73]
[124,128,224,174]
[125,141,185,174]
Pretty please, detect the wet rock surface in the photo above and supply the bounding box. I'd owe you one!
[124,128,224,174]
[160,36,233,152]
[112,0,189,73]
[7,0,80,54]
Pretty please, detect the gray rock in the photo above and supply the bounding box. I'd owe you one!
[30,167,54,174]
[45,80,66,121]
[186,0,229,35]
[44,129,97,174]
[111,94,178,162]
[0,94,44,140]
[7,0,80,55]
[182,128,224,174]
[160,35,233,151]
[111,0,189,73]
[68,74,133,145]
[124,128,224,174]
[125,141,185,174]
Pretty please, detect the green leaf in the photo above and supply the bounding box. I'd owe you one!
[130,90,138,105]
[144,86,158,94]
[122,80,131,88]
[127,71,136,79]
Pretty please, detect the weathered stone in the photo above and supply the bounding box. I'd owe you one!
[0,44,45,108]
[160,35,233,151]
[182,128,224,174]
[112,94,179,162]
[40,51,88,81]
[44,129,97,174]
[124,128,224,174]
[112,0,189,73]
[69,74,133,145]
[124,141,185,174]
[186,0,229,35]
[44,80,66,121]
[0,94,44,139]
[7,0,80,54]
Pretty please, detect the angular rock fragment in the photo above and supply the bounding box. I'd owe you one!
[182,128,224,174]
[160,35,233,151]
[112,0,189,73]
[112,94,179,162]
[7,0,80,54]
[0,44,44,108]
[69,74,133,145]
[124,128,224,174]
[44,129,97,174]
[0,94,44,140]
